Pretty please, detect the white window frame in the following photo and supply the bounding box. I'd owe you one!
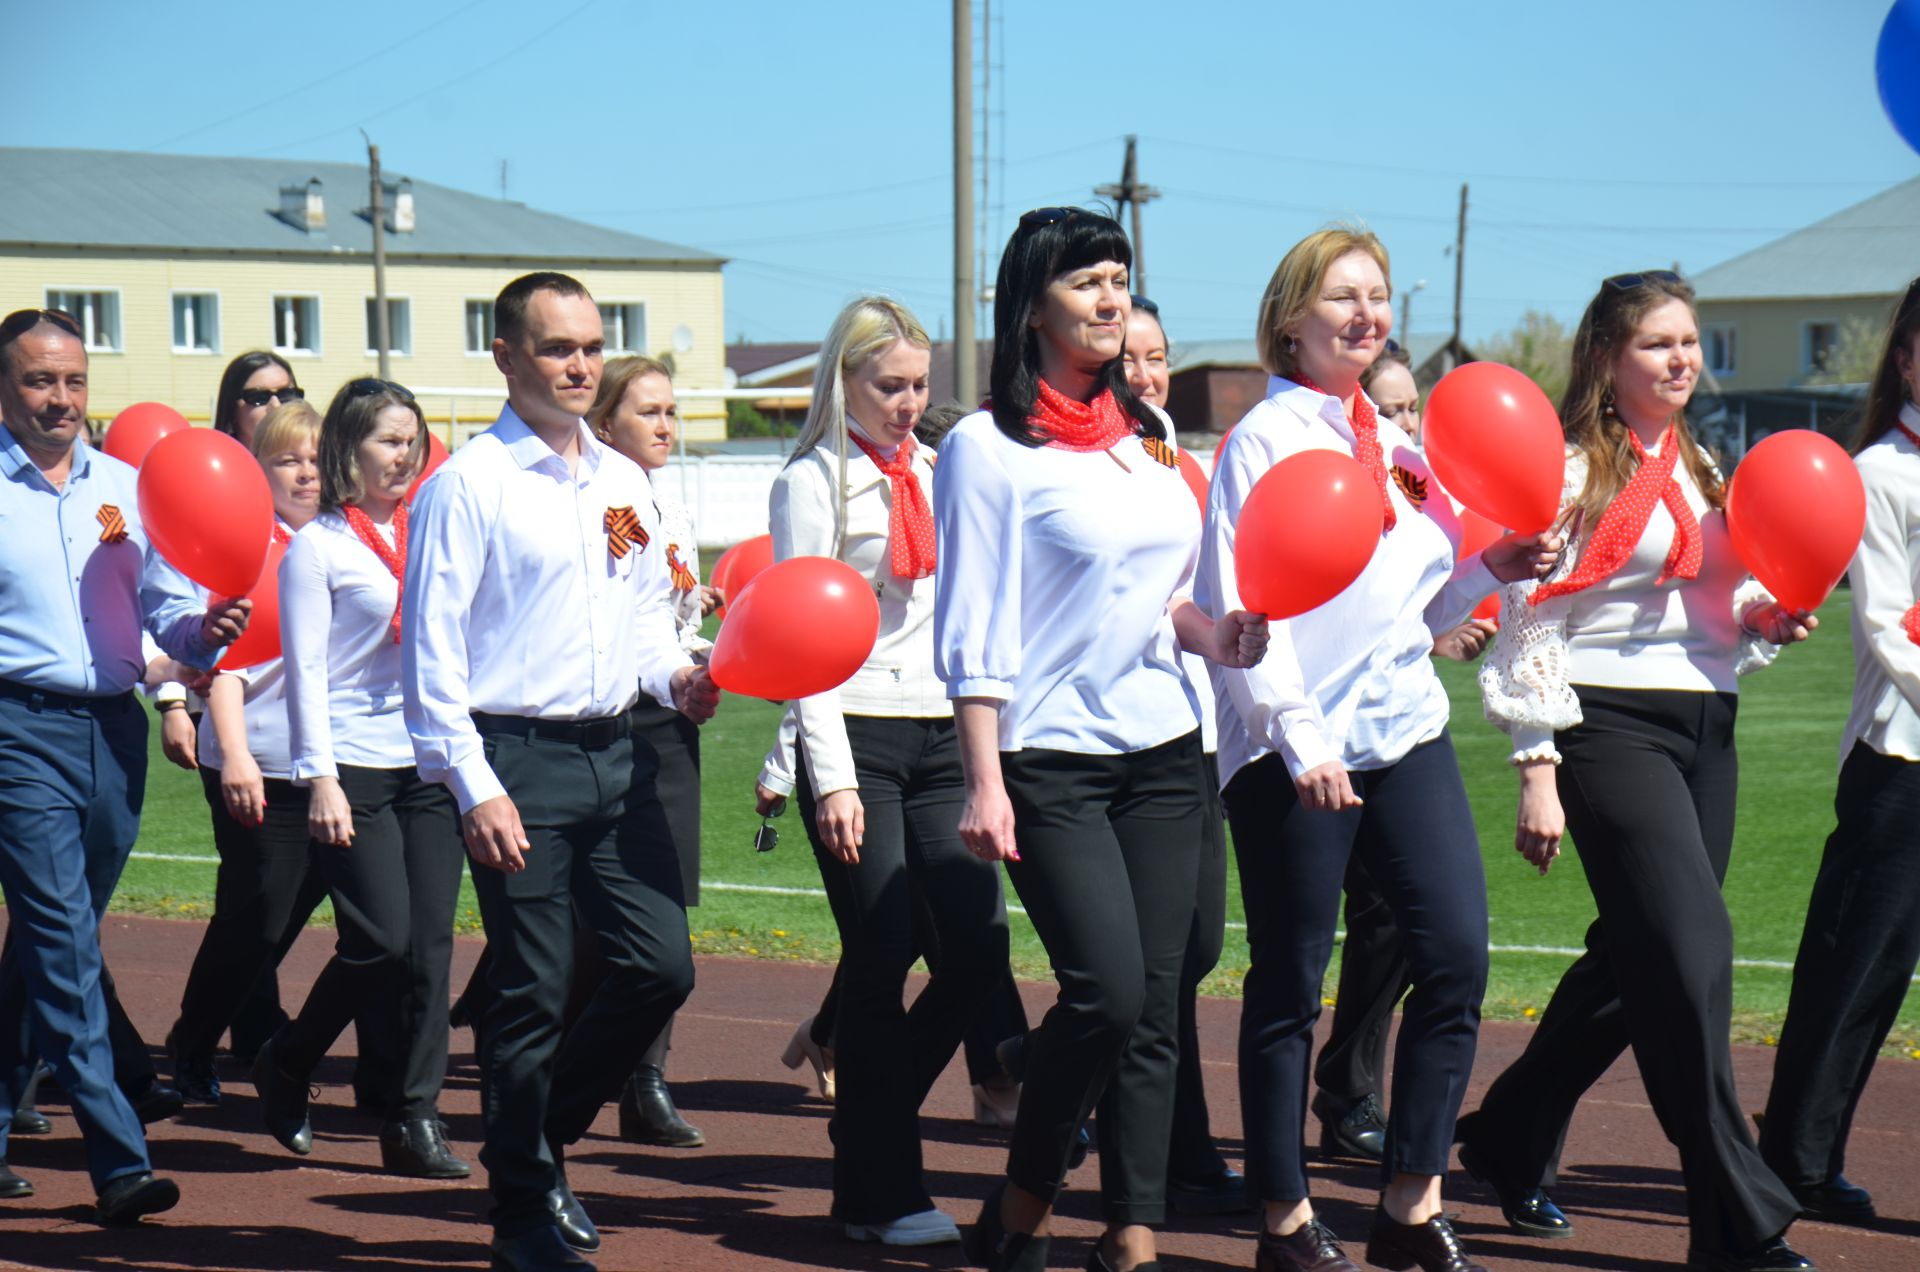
[1803,319,1839,375]
[463,297,496,356]
[169,290,222,355]
[599,300,646,355]
[363,294,413,358]
[1701,323,1736,377]
[272,294,323,357]
[44,287,124,353]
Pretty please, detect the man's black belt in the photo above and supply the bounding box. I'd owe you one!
[471,710,630,748]
[0,678,131,714]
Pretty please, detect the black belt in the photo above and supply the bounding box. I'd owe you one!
[471,710,630,748]
[0,678,132,714]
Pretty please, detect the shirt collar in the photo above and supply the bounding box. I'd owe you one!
[495,403,604,478]
[1901,401,1920,438]
[1267,375,1358,447]
[848,418,899,463]
[0,421,91,486]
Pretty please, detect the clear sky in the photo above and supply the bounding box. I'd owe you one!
[5,0,1916,353]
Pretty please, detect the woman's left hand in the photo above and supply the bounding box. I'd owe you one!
[1744,601,1818,645]
[1483,528,1566,584]
[1212,610,1270,668]
[698,585,722,617]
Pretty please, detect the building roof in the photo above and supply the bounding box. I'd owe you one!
[0,147,721,265]
[1692,176,1920,302]
[1166,332,1459,375]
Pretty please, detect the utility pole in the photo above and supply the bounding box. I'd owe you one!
[1449,182,1468,371]
[363,131,390,380]
[953,0,976,407]
[1401,279,1427,346]
[1095,135,1161,296]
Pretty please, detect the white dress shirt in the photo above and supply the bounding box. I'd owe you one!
[199,657,293,778]
[1840,403,1920,764]
[1170,419,1219,755]
[1195,377,1496,789]
[934,409,1203,755]
[655,487,713,660]
[281,510,414,778]
[402,404,687,812]
[771,425,951,795]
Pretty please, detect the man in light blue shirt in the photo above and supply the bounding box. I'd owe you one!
[0,308,247,1223]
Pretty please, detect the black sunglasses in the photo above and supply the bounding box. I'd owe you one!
[0,307,82,347]
[1019,206,1079,228]
[1603,269,1683,291]
[346,377,415,402]
[236,385,306,408]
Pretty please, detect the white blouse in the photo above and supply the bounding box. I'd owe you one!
[771,425,949,796]
[1480,441,1775,763]
[933,408,1202,755]
[1197,378,1494,789]
[1840,403,1920,764]
[282,510,415,778]
[654,485,712,660]
[199,657,292,779]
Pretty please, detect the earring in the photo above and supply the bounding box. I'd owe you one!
[1602,390,1616,417]
[1286,335,1298,354]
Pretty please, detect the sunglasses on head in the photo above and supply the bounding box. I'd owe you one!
[1019,206,1079,229]
[346,377,416,402]
[0,307,82,347]
[236,385,306,408]
[1603,269,1683,292]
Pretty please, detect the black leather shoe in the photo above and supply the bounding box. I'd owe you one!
[0,1160,32,1199]
[618,1065,704,1147]
[1315,1091,1386,1163]
[380,1117,471,1178]
[12,1063,51,1136]
[963,1183,1051,1272]
[128,1080,184,1125]
[1364,1209,1486,1272]
[491,1223,596,1271]
[1791,1175,1874,1225]
[167,1029,221,1106]
[1167,1164,1253,1215]
[251,1035,312,1155]
[1256,1219,1361,1271]
[546,1179,600,1252]
[1456,1138,1572,1239]
[95,1171,180,1225]
[1686,1237,1816,1270]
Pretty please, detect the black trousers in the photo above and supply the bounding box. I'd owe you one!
[999,731,1204,1227]
[276,765,462,1121]
[171,769,327,1065]
[1314,853,1410,1111]
[470,720,693,1239]
[1761,741,1920,1190]
[798,715,1009,1225]
[1227,734,1487,1202]
[1460,687,1798,1255]
[1168,749,1230,1180]
[630,698,701,1070]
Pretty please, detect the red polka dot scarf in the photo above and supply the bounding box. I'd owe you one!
[1029,379,1137,453]
[1897,421,1920,644]
[847,431,936,580]
[341,502,409,642]
[1290,374,1396,533]
[1532,425,1700,606]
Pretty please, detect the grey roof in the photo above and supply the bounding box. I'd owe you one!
[1692,176,1920,302]
[0,148,722,264]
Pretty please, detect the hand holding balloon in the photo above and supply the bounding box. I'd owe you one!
[671,664,722,724]
[1742,600,1817,646]
[1210,610,1269,668]
[1482,526,1566,583]
[199,597,252,650]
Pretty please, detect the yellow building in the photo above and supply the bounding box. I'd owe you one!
[0,148,728,441]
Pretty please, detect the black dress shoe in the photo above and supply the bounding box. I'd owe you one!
[1364,1209,1487,1272]
[1315,1091,1387,1162]
[0,1160,32,1199]
[167,1030,221,1106]
[618,1065,704,1147]
[963,1183,1051,1272]
[380,1117,471,1178]
[546,1179,600,1252]
[1791,1175,1874,1224]
[128,1080,184,1125]
[251,1035,312,1155]
[1686,1236,1816,1270]
[12,1063,51,1136]
[491,1223,596,1271]
[1256,1219,1362,1271]
[1167,1164,1253,1215]
[1456,1138,1572,1239]
[95,1171,180,1226]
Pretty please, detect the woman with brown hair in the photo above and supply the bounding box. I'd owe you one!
[1462,270,1816,1272]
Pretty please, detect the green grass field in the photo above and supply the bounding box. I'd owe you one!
[100,587,1919,1053]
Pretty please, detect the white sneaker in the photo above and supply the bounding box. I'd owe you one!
[845,1207,962,1246]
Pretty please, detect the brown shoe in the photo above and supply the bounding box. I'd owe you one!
[1364,1210,1486,1272]
[1256,1219,1360,1271]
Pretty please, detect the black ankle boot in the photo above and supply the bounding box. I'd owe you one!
[617,1065,703,1147]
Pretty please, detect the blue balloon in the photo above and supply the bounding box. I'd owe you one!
[1878,0,1920,155]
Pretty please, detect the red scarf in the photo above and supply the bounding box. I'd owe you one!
[1030,379,1136,453]
[1897,421,1920,645]
[1291,374,1396,532]
[848,431,936,580]
[271,521,292,547]
[1532,426,1701,605]
[340,502,408,642]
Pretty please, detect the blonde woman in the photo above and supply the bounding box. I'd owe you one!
[771,296,1010,1247]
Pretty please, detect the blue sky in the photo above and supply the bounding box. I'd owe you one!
[5,0,1915,351]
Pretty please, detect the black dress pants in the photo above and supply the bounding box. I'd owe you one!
[275,765,461,1121]
[1314,853,1410,1111]
[1460,687,1798,1256]
[798,715,1008,1225]
[1761,741,1920,1190]
[470,720,694,1239]
[1227,734,1488,1203]
[1168,748,1231,1181]
[999,731,1204,1227]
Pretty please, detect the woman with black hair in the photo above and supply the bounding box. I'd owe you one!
[212,350,305,447]
[937,207,1268,1272]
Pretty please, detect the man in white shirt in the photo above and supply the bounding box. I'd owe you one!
[402,273,718,1272]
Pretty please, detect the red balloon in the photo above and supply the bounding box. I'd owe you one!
[710,533,774,618]
[103,402,189,468]
[1177,449,1208,515]
[1456,508,1506,562]
[136,429,273,597]
[1234,449,1385,619]
[1725,429,1866,613]
[1424,363,1565,533]
[1472,593,1501,625]
[407,432,450,503]
[709,556,881,699]
[216,537,288,670]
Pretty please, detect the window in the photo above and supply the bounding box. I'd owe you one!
[1703,324,1736,376]
[171,292,220,353]
[599,301,645,354]
[364,297,412,356]
[45,289,121,352]
[465,299,495,354]
[1805,321,1839,374]
[273,295,321,355]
